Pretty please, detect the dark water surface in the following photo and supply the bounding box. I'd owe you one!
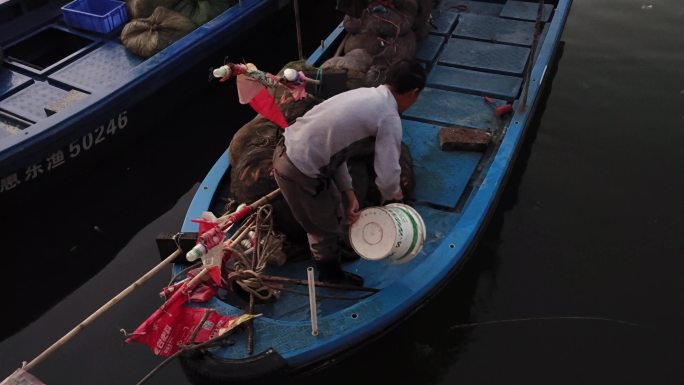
[2,1,684,384]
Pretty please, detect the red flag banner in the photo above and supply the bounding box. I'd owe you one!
[125,280,228,357]
[248,87,288,129]
[125,270,258,357]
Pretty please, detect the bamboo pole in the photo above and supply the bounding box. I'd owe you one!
[307,267,319,336]
[258,273,380,293]
[22,247,183,371]
[246,208,261,354]
[217,188,280,231]
[520,0,545,110]
[293,0,304,60]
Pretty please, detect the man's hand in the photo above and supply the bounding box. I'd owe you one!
[382,190,404,206]
[344,189,360,224]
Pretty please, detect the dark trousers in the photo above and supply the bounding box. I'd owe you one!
[272,143,345,278]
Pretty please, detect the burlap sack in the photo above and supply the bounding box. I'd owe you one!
[320,48,373,90]
[121,7,196,58]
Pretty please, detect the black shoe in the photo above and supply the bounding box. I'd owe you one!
[340,245,361,261]
[319,270,364,287]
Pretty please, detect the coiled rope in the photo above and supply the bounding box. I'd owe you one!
[223,205,282,301]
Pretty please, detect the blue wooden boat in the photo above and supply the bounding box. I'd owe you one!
[175,0,572,382]
[0,0,286,198]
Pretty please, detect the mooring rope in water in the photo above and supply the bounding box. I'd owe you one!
[449,316,641,331]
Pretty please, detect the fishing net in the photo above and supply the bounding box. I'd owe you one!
[338,0,426,84]
[372,29,417,65]
[120,7,196,58]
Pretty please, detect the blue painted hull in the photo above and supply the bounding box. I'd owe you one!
[177,0,572,382]
[0,0,284,199]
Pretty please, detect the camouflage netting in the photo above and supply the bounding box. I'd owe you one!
[121,7,196,58]
[323,0,435,89]
[227,60,416,260]
[126,0,180,19]
[173,0,236,26]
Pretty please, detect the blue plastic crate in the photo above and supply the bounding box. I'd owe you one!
[61,0,128,34]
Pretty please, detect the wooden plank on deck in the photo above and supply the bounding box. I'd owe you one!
[500,0,554,22]
[403,87,504,128]
[453,13,544,47]
[429,10,459,35]
[402,120,482,208]
[439,38,530,75]
[427,65,522,100]
[415,35,447,64]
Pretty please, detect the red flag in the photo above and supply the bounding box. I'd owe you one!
[125,280,229,357]
[236,75,288,128]
[249,87,288,128]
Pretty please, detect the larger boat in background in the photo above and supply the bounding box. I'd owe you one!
[166,0,572,383]
[0,0,286,199]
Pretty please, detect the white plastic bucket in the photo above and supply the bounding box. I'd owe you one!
[349,203,426,264]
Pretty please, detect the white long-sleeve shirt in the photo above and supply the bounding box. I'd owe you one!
[283,85,402,201]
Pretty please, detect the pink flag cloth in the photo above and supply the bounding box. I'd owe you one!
[236,75,265,104]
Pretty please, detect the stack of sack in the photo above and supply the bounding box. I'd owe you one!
[121,0,237,58]
[322,0,435,88]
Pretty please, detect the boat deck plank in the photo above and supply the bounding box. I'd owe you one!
[0,69,31,99]
[428,65,522,100]
[438,37,530,75]
[437,0,504,16]
[403,87,503,128]
[0,114,25,138]
[49,42,144,93]
[454,13,545,46]
[429,10,459,35]
[415,35,447,64]
[500,0,554,22]
[0,81,69,123]
[402,120,482,208]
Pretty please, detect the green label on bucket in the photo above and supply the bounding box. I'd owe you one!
[394,206,419,261]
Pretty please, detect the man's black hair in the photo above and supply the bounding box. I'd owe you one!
[385,60,427,94]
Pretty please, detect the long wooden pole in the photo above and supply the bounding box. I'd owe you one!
[22,248,183,371]
[293,0,304,60]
